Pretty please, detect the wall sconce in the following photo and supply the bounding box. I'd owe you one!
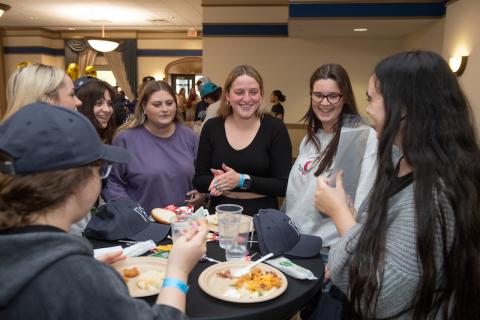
[449,56,468,76]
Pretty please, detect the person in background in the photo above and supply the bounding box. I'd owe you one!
[194,65,292,216]
[186,87,198,121]
[316,51,480,318]
[0,103,207,319]
[194,78,210,122]
[112,87,130,126]
[75,77,116,144]
[284,64,377,256]
[103,81,205,213]
[176,88,188,120]
[192,82,222,135]
[2,63,81,122]
[270,90,286,120]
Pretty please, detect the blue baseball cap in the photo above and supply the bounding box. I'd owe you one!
[200,82,219,98]
[84,198,170,242]
[0,103,129,175]
[254,209,323,258]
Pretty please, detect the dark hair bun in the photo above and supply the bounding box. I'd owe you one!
[273,90,286,102]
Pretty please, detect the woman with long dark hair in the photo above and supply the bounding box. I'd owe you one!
[75,77,117,144]
[285,64,377,255]
[315,51,480,318]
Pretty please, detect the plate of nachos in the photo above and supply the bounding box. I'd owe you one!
[198,261,287,303]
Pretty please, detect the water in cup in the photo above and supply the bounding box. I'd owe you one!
[226,216,251,261]
[170,216,190,243]
[215,204,243,248]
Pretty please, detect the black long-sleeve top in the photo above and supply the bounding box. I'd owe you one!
[193,116,292,214]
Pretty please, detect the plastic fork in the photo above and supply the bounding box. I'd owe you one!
[231,252,274,277]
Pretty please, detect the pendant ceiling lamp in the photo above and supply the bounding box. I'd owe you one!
[0,3,11,18]
[87,24,119,53]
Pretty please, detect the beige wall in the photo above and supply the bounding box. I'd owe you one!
[443,0,480,134]
[137,38,203,85]
[403,19,444,54]
[3,35,65,79]
[203,36,402,156]
[204,36,402,124]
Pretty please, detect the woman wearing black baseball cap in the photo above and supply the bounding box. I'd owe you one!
[0,103,207,319]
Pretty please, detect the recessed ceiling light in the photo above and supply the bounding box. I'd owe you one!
[354,28,368,32]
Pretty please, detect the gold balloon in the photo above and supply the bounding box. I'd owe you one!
[84,65,97,78]
[16,61,31,69]
[66,63,80,81]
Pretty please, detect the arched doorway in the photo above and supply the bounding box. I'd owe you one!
[165,57,203,96]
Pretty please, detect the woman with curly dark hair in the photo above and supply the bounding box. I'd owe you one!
[316,51,480,318]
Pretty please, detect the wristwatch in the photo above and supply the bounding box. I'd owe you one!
[241,174,252,190]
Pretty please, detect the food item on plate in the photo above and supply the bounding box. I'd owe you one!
[136,270,166,292]
[123,267,140,278]
[217,267,283,297]
[122,267,140,282]
[151,208,176,224]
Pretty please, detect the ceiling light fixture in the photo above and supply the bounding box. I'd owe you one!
[0,3,11,18]
[353,28,368,32]
[87,24,119,53]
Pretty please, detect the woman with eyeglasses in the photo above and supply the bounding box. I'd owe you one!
[102,81,205,214]
[316,51,480,318]
[284,64,377,256]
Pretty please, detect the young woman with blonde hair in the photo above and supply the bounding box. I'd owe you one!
[194,65,292,215]
[2,63,81,121]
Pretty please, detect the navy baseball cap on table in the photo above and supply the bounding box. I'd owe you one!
[253,209,322,258]
[85,198,170,242]
[0,103,129,175]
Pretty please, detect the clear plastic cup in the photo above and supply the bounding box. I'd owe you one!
[170,216,190,243]
[215,204,243,248]
[225,216,251,261]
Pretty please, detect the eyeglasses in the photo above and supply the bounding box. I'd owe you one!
[311,92,343,104]
[99,163,113,179]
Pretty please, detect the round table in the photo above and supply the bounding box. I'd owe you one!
[89,239,324,320]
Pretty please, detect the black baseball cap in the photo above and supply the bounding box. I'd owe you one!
[254,209,322,258]
[0,103,129,175]
[84,198,170,242]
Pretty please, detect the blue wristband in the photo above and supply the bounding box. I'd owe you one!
[238,174,244,188]
[162,277,189,294]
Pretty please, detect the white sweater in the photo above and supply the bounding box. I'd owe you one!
[284,126,378,249]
